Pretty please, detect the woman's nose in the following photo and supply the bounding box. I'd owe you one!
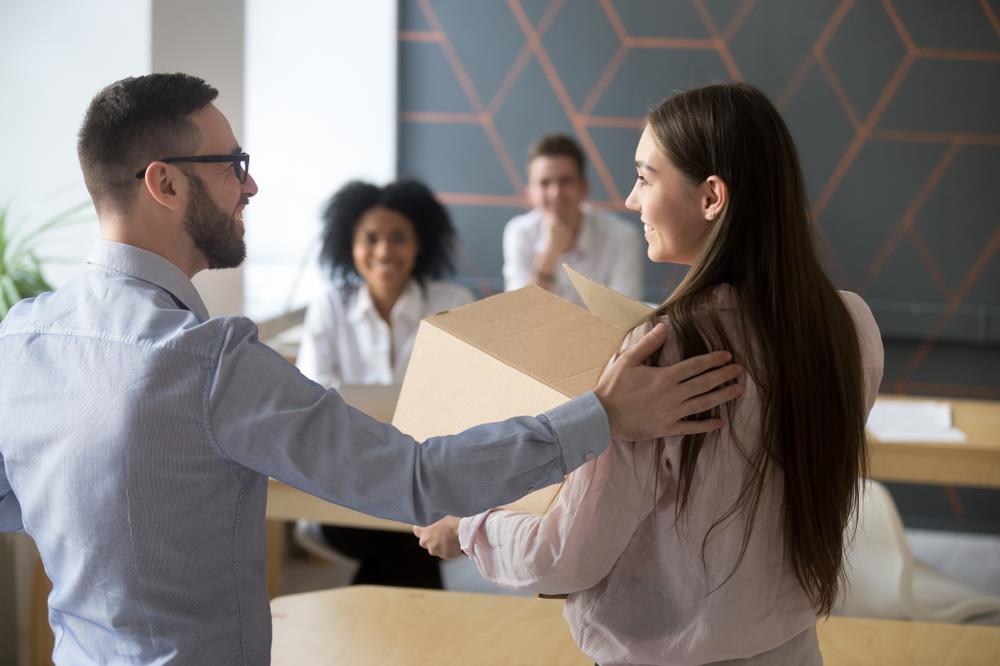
[625,185,639,211]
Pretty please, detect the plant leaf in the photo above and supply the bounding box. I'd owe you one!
[0,274,23,316]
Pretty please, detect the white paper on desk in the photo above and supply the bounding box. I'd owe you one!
[867,400,968,443]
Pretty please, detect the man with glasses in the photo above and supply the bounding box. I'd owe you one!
[0,73,742,665]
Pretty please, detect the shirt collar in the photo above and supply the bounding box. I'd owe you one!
[86,240,210,321]
[347,279,423,325]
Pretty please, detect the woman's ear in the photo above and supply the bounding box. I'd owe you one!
[702,175,728,221]
[142,163,184,212]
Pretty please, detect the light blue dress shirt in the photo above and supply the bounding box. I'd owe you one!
[0,240,610,665]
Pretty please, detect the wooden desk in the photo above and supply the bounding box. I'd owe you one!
[868,395,1000,489]
[271,585,1000,665]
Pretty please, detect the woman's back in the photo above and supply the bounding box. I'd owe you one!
[459,287,883,665]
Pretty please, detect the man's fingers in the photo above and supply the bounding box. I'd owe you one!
[668,350,733,382]
[680,363,743,400]
[617,323,668,365]
[680,383,743,417]
[668,418,724,436]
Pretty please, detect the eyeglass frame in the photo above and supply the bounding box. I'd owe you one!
[134,153,250,183]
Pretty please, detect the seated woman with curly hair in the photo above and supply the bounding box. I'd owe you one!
[296,179,473,588]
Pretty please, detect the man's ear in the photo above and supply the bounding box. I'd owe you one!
[142,163,185,212]
[702,175,728,221]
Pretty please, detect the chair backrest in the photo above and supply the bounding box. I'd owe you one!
[837,479,915,617]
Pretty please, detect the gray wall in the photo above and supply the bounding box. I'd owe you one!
[397,0,1000,531]
[398,0,1000,400]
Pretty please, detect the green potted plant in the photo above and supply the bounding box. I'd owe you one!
[0,202,93,320]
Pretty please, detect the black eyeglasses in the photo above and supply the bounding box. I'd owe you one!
[135,153,250,183]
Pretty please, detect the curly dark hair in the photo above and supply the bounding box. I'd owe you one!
[319,179,457,286]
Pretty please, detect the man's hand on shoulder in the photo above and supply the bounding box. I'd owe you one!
[594,323,743,441]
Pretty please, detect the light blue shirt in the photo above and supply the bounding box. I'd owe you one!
[0,240,610,665]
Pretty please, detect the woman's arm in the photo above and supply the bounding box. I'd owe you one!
[458,435,666,595]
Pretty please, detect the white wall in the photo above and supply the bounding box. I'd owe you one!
[244,0,398,319]
[0,0,151,289]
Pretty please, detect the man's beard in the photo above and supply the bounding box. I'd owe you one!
[184,173,246,269]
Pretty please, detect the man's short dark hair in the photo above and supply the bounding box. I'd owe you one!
[527,133,587,179]
[77,73,218,213]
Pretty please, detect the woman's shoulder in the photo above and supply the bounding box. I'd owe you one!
[620,285,739,358]
[836,290,883,367]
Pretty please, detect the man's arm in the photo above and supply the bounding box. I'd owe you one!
[207,319,740,526]
[0,453,23,532]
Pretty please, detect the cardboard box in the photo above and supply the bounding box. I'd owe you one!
[391,267,655,512]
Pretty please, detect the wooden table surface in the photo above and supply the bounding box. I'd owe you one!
[868,395,1000,489]
[270,585,1000,665]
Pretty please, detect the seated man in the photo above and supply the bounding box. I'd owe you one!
[503,133,644,304]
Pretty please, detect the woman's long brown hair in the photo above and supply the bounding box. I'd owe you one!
[647,83,867,615]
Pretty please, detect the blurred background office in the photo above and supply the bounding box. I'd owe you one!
[2,0,998,663]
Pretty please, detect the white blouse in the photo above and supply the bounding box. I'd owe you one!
[296,279,474,388]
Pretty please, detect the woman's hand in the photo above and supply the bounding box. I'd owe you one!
[413,516,463,560]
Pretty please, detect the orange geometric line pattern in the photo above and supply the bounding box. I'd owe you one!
[399,30,443,42]
[899,223,1000,382]
[777,0,855,110]
[487,0,563,116]
[508,0,623,204]
[692,0,742,80]
[860,141,962,293]
[871,129,1000,145]
[437,192,527,207]
[581,44,629,116]
[907,227,952,301]
[401,111,482,124]
[916,48,1000,61]
[816,53,861,130]
[416,0,525,193]
[983,0,1000,38]
[723,0,757,43]
[811,51,916,219]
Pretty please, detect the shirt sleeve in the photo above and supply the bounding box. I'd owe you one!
[840,292,884,412]
[608,223,645,301]
[502,218,536,292]
[0,453,23,532]
[296,292,342,389]
[206,317,611,527]
[458,435,665,595]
